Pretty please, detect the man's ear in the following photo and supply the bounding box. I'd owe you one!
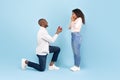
[40,21,44,25]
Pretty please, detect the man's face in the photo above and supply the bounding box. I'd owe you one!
[43,19,48,28]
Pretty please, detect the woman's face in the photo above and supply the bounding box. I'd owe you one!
[72,12,77,20]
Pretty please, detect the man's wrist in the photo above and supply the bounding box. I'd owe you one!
[55,32,59,34]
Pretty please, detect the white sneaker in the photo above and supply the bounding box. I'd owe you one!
[49,64,60,70]
[70,66,80,72]
[21,58,27,70]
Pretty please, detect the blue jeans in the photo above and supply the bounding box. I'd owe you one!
[71,32,81,67]
[27,46,60,71]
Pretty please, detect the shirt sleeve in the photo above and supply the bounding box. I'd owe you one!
[69,21,74,29]
[74,18,82,29]
[41,32,58,43]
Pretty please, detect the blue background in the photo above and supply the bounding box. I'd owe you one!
[0,0,120,80]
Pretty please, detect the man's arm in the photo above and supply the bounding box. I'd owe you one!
[42,33,58,43]
[42,27,62,43]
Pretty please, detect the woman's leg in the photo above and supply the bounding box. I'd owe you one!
[71,33,81,67]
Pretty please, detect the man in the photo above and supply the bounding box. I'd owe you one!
[21,18,62,71]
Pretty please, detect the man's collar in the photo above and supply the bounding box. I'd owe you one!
[40,26,46,30]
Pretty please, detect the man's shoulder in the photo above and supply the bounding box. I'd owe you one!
[38,29,48,34]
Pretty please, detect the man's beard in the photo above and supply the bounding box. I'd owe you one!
[45,24,48,28]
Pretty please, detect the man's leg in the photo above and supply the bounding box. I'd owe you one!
[26,55,47,71]
[49,46,60,65]
[49,46,60,70]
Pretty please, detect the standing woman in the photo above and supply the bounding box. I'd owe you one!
[69,8,85,71]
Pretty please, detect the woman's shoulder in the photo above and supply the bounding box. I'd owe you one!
[76,17,82,21]
[75,17,82,23]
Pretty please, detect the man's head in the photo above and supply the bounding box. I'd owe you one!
[38,18,48,28]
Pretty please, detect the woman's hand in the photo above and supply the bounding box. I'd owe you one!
[69,27,71,29]
[71,16,76,21]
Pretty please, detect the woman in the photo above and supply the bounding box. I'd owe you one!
[69,8,85,71]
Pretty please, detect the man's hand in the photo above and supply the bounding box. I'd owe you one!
[56,26,62,34]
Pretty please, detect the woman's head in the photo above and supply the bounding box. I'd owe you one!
[72,8,85,24]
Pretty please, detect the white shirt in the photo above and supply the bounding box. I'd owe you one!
[36,27,58,55]
[69,17,83,32]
